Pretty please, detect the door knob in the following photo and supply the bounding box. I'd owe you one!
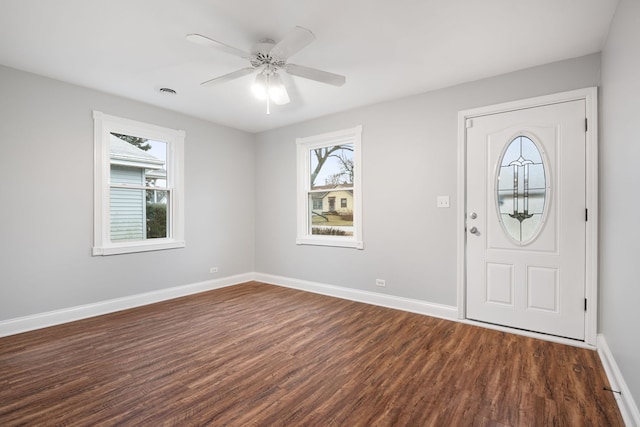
[469,226,478,234]
[469,212,477,219]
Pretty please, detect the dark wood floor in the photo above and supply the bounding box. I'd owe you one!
[0,282,623,426]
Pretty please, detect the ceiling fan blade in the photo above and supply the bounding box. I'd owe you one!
[270,26,316,59]
[186,33,253,59]
[285,64,346,87]
[201,67,255,87]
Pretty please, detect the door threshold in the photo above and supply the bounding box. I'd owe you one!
[459,318,595,350]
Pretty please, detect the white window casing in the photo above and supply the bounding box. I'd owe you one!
[93,111,185,256]
[296,125,363,249]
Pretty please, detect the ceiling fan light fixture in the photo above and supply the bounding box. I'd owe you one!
[251,72,268,100]
[268,73,290,105]
[252,70,289,113]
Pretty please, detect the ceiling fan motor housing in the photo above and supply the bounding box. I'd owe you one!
[251,39,286,71]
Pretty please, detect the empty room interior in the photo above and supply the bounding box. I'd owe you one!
[1,0,639,425]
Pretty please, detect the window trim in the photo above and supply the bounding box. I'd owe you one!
[296,125,363,249]
[92,111,185,256]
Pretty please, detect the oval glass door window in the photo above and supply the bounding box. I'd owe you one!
[496,135,547,244]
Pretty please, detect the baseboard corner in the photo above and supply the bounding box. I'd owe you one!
[597,334,640,427]
[0,272,254,338]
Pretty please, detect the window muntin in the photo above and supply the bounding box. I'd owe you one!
[496,135,547,244]
[297,126,362,249]
[93,112,184,255]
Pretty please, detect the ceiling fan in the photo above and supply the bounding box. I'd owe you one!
[186,26,346,113]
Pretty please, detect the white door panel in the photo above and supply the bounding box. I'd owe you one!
[466,100,586,340]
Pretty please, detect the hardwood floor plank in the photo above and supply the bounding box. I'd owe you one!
[0,282,624,426]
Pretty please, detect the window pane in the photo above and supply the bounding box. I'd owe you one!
[309,190,354,236]
[309,143,354,190]
[521,137,543,163]
[145,141,167,189]
[110,133,167,188]
[497,165,514,191]
[110,187,145,241]
[109,132,169,242]
[109,188,169,241]
[528,164,545,189]
[146,189,168,239]
[500,140,521,166]
[111,165,143,185]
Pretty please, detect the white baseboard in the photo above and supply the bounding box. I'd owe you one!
[0,272,457,339]
[254,272,458,320]
[0,273,253,338]
[598,334,640,427]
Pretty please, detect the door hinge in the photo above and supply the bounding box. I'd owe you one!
[585,118,588,132]
[585,208,588,221]
[584,298,588,311]
[466,118,473,128]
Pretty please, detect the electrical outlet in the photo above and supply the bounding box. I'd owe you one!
[375,279,386,287]
[437,195,450,208]
[209,267,218,274]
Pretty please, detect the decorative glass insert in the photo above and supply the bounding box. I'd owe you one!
[497,135,547,243]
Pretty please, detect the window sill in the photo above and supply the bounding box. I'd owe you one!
[92,239,185,256]
[296,237,364,250]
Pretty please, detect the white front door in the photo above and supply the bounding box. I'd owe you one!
[466,100,587,340]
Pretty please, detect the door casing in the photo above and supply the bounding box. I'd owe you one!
[456,87,598,347]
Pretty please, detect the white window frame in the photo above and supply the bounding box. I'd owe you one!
[296,125,363,249]
[92,111,185,256]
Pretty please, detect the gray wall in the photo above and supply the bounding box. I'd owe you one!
[254,54,602,306]
[0,65,255,321]
[601,0,640,408]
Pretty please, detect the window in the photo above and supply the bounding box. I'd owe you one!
[93,111,185,255]
[296,125,362,249]
[496,135,547,244]
[312,197,323,210]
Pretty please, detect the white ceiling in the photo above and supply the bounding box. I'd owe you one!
[0,0,618,133]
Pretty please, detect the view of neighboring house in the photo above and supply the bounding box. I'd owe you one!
[310,183,353,215]
[109,134,166,241]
